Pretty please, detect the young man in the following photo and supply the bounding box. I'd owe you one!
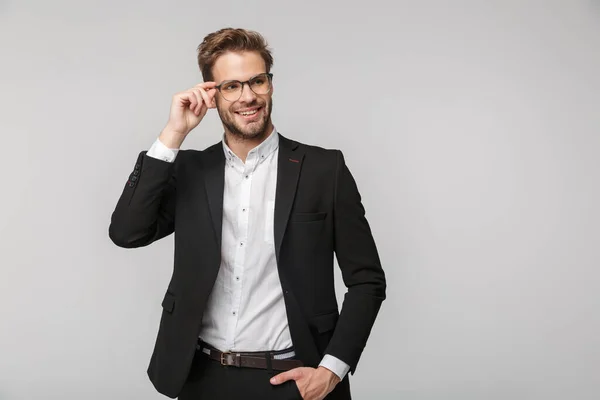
[109,28,386,400]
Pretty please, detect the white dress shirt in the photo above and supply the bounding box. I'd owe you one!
[146,128,350,380]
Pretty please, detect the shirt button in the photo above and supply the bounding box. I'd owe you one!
[233,311,236,315]
[242,208,246,212]
[245,175,249,179]
[236,276,240,281]
[240,242,244,246]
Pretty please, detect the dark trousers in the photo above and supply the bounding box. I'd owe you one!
[179,348,303,400]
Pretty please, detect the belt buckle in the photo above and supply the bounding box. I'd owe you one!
[220,352,234,366]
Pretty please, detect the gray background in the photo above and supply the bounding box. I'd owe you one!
[1,0,599,399]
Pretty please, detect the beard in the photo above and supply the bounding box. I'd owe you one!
[217,96,273,141]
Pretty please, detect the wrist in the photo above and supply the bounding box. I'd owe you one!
[317,366,341,386]
[159,128,186,149]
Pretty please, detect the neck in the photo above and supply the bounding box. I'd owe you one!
[224,123,274,162]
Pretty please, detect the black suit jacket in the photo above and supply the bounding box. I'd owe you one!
[108,134,386,399]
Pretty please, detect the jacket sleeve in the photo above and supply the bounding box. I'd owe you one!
[108,151,177,248]
[324,150,387,374]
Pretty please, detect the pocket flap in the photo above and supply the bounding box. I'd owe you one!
[290,212,327,223]
[161,292,176,313]
[313,311,339,333]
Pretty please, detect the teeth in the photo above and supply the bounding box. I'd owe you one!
[239,109,258,116]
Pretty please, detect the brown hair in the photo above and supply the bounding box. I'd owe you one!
[197,28,274,82]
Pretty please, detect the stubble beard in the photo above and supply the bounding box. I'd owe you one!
[218,97,273,142]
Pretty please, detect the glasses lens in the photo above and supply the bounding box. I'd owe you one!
[218,74,272,101]
[249,74,271,95]
[220,81,242,101]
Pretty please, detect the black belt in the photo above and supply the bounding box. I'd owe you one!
[198,340,303,371]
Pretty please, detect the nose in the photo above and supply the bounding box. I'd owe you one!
[238,82,257,103]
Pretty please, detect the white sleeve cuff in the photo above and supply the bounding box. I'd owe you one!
[318,354,350,381]
[146,137,179,162]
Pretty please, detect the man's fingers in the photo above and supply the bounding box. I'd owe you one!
[270,368,302,385]
[197,87,213,111]
[178,91,197,112]
[189,89,204,115]
[197,86,217,109]
[207,88,217,108]
[270,371,291,385]
[183,82,217,111]
[195,81,217,89]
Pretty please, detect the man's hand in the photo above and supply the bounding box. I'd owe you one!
[159,82,218,149]
[270,366,341,400]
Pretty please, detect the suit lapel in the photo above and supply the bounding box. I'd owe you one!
[202,145,225,249]
[274,134,305,262]
[200,134,303,257]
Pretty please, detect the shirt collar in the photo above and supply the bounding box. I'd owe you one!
[222,126,279,164]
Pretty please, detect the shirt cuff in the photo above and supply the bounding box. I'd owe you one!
[146,137,179,162]
[318,354,350,381]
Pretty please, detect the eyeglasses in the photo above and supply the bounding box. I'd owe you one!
[215,73,273,102]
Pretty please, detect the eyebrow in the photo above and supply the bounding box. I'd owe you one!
[217,73,268,85]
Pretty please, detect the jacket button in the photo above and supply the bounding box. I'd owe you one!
[128,182,135,187]
[130,176,138,182]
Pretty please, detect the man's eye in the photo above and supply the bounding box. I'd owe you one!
[224,83,240,91]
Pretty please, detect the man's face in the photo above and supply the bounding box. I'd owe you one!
[211,51,273,141]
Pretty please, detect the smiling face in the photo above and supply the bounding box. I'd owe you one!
[212,51,274,141]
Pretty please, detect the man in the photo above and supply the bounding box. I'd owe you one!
[109,28,386,400]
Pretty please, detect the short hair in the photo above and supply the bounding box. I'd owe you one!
[197,28,274,82]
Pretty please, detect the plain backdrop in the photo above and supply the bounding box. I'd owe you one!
[1,1,599,399]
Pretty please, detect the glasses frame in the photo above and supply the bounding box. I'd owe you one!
[215,73,274,102]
